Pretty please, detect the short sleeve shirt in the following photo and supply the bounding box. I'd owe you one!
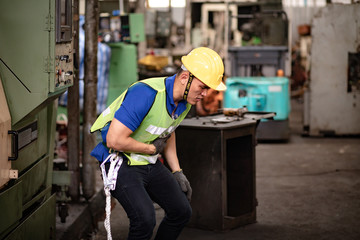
[91,74,188,161]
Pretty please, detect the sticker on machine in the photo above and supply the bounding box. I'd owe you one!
[268,85,282,92]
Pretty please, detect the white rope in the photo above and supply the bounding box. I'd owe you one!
[104,187,113,240]
[100,153,123,240]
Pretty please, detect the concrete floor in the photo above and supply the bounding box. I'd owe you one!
[94,99,360,240]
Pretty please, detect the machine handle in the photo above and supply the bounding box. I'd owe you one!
[8,130,18,161]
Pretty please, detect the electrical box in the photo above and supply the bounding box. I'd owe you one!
[120,13,145,43]
[156,11,171,37]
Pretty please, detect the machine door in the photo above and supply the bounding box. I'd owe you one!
[0,0,51,93]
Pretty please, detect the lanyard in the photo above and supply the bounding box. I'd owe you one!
[183,72,194,101]
[100,153,123,191]
[100,152,123,240]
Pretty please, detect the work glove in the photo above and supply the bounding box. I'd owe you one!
[152,134,171,154]
[173,170,192,202]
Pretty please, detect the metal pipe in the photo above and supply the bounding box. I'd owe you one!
[119,0,124,15]
[184,0,191,50]
[82,0,99,200]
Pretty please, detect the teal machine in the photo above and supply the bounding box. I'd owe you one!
[0,0,73,239]
[224,77,290,140]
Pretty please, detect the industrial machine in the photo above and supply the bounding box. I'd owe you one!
[303,4,360,136]
[224,77,291,140]
[106,42,138,106]
[0,0,73,238]
[225,6,291,141]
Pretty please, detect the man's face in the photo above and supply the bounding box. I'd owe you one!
[186,78,210,105]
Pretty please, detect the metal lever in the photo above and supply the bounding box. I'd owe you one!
[8,130,18,161]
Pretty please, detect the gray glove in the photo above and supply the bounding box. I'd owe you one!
[152,135,171,154]
[173,170,192,202]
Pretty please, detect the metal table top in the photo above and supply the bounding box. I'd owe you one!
[179,114,257,130]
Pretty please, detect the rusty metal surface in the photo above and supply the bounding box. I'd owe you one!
[308,4,360,136]
[82,0,99,200]
[67,0,81,201]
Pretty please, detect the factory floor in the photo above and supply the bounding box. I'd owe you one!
[94,99,360,240]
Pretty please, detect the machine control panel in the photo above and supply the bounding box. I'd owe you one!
[55,42,73,88]
[52,0,73,91]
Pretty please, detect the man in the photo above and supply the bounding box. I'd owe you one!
[90,47,226,240]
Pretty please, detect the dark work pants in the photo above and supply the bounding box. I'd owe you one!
[105,160,192,240]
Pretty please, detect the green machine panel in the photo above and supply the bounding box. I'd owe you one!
[4,194,56,240]
[0,0,73,239]
[0,0,73,125]
[0,103,56,239]
[107,42,138,106]
[0,181,22,235]
[11,107,49,173]
[120,13,145,43]
[129,13,145,43]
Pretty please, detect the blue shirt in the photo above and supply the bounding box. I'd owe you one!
[91,74,188,162]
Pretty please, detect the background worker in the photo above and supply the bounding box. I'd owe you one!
[195,88,224,116]
[90,47,226,240]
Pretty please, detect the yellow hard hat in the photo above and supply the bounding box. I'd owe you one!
[181,47,226,91]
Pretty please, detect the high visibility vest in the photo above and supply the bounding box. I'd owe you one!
[91,77,192,165]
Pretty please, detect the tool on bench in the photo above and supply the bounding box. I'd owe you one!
[210,107,276,125]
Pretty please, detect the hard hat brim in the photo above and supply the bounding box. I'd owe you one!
[215,81,227,91]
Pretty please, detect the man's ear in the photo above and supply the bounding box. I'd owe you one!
[180,71,189,85]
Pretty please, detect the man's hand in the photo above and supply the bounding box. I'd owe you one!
[152,135,171,154]
[173,170,192,202]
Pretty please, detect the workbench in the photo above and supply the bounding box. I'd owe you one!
[176,115,257,231]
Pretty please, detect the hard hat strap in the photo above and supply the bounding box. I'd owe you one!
[183,72,194,101]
